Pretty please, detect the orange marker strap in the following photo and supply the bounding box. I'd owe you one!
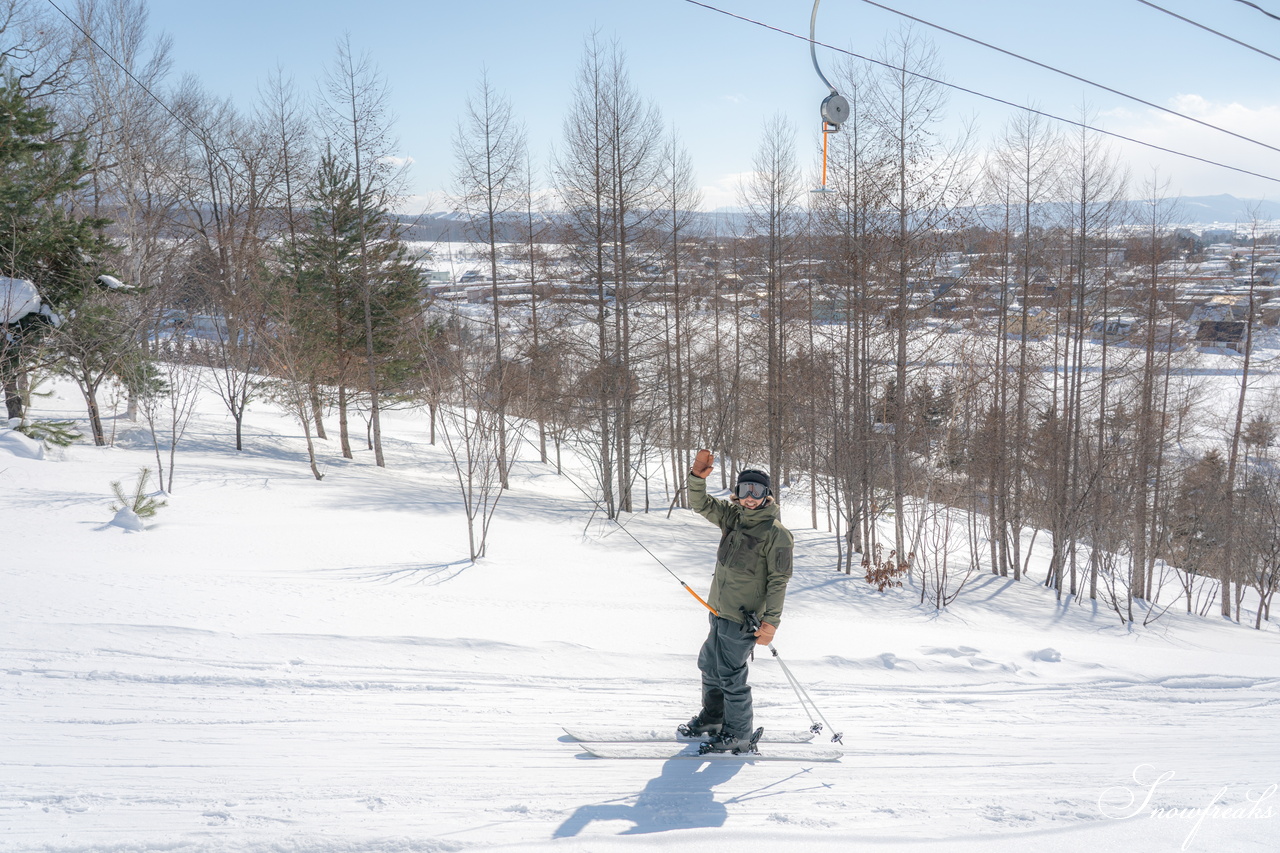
[821,123,829,187]
[682,582,719,616]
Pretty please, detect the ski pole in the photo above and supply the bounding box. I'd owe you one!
[768,645,843,744]
[741,607,844,745]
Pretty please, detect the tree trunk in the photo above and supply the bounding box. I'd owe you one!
[338,384,353,459]
[81,371,106,447]
[3,374,21,420]
[310,385,327,440]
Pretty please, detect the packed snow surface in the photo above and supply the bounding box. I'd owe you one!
[3,377,1278,852]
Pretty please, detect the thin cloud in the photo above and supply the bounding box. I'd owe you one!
[700,171,758,210]
[1100,95,1280,197]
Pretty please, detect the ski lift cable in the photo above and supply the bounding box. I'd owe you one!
[856,0,1280,158]
[1230,0,1280,24]
[42,0,244,180]
[1135,0,1280,63]
[508,422,719,615]
[682,0,1280,186]
[810,0,838,95]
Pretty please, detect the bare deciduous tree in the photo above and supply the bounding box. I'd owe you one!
[423,316,509,561]
[868,29,975,563]
[140,340,201,492]
[740,114,801,506]
[453,71,528,489]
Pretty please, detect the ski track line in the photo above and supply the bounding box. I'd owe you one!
[5,650,1279,850]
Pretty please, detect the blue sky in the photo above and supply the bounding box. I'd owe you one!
[145,0,1280,210]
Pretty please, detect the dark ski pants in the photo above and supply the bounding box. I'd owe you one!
[697,612,756,737]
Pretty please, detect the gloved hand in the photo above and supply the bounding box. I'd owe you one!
[754,622,776,646]
[692,449,714,479]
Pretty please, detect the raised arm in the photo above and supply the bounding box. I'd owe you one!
[688,449,733,530]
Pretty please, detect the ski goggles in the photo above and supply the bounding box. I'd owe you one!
[737,481,768,500]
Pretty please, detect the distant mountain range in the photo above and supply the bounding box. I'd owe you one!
[397,194,1279,243]
[710,195,1280,230]
[1170,194,1280,226]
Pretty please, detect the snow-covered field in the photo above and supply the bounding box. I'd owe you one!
[3,379,1279,852]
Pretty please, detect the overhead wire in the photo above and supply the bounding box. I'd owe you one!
[855,0,1280,157]
[506,419,720,615]
[1134,0,1280,63]
[42,0,240,178]
[682,0,1280,186]
[1230,0,1280,23]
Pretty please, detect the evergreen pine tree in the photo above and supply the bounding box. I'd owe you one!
[277,153,418,456]
[0,75,112,421]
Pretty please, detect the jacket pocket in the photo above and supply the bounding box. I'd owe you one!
[727,532,762,573]
[773,544,794,578]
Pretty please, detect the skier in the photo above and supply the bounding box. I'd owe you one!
[681,448,794,752]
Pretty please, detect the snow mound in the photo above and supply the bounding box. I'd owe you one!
[0,426,44,459]
[1031,648,1062,662]
[110,507,146,532]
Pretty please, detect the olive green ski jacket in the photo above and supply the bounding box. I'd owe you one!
[688,471,794,627]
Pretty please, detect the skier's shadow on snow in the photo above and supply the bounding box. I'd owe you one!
[554,758,742,837]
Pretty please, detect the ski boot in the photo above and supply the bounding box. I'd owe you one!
[677,715,722,738]
[698,726,764,755]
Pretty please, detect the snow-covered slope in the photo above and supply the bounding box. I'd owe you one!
[3,381,1278,852]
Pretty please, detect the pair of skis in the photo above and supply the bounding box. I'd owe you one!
[563,726,843,762]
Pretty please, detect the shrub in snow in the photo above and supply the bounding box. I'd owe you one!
[863,542,909,592]
[109,467,167,524]
[18,419,81,448]
[11,376,80,448]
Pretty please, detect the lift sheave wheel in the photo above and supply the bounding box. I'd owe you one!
[810,1,846,193]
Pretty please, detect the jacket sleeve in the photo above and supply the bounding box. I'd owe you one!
[688,470,733,530]
[761,527,794,627]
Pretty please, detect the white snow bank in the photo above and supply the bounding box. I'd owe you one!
[0,277,40,323]
[0,426,43,460]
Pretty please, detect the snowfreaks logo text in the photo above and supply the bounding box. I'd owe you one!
[1098,764,1276,850]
